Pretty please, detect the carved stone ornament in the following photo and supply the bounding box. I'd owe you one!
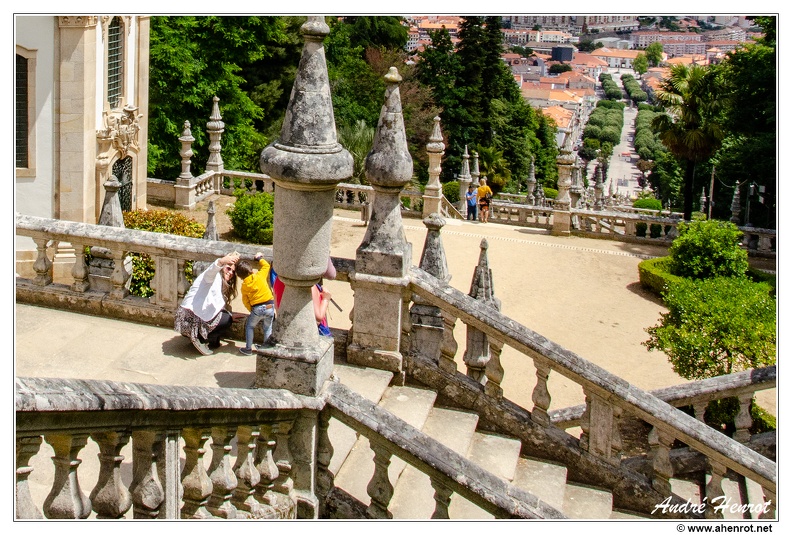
[97,105,142,158]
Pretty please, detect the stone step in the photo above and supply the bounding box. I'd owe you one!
[389,407,480,518]
[562,482,613,519]
[448,430,523,519]
[332,386,437,505]
[511,456,568,511]
[610,509,650,519]
[326,363,393,476]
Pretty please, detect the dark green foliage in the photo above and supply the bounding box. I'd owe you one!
[442,180,460,204]
[700,397,776,435]
[549,63,572,74]
[668,220,748,280]
[644,277,776,380]
[649,223,662,239]
[543,187,558,199]
[341,16,408,50]
[147,16,301,178]
[417,18,557,188]
[122,210,206,297]
[226,192,275,245]
[632,198,662,211]
[635,222,647,237]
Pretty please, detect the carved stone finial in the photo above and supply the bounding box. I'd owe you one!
[203,200,217,241]
[364,66,412,188]
[418,213,450,283]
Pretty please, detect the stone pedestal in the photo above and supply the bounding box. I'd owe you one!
[422,117,445,218]
[255,337,333,396]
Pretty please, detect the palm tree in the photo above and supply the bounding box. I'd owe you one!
[475,145,511,191]
[652,64,724,220]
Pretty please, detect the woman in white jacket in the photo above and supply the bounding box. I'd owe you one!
[175,252,240,355]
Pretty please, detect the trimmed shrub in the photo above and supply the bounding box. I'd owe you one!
[443,180,460,204]
[638,256,684,295]
[632,198,662,211]
[227,192,275,245]
[123,210,206,297]
[543,187,558,199]
[644,277,776,380]
[668,220,748,279]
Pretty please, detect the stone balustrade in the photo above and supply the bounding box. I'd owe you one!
[15,377,322,519]
[405,265,776,518]
[15,376,559,520]
[14,213,776,519]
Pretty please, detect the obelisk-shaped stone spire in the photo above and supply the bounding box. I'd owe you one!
[256,16,353,396]
[347,66,413,377]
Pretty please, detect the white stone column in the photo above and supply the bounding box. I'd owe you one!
[257,17,353,396]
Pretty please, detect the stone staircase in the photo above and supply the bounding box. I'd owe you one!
[328,360,642,519]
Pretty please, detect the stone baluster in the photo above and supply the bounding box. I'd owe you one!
[423,116,445,218]
[180,427,214,519]
[430,477,453,519]
[109,247,130,299]
[258,17,352,396]
[69,240,90,292]
[693,401,708,423]
[206,426,238,518]
[647,426,674,496]
[579,395,591,451]
[158,429,182,518]
[316,409,334,517]
[32,238,53,286]
[484,337,505,398]
[16,436,43,519]
[704,459,727,519]
[410,214,449,368]
[272,420,297,518]
[129,431,165,519]
[531,362,552,425]
[348,67,413,380]
[254,423,279,517]
[366,442,395,519]
[730,181,741,225]
[457,145,472,214]
[206,96,225,192]
[733,392,754,443]
[43,434,92,519]
[759,487,775,519]
[231,426,265,518]
[176,259,189,300]
[463,239,501,385]
[90,431,132,519]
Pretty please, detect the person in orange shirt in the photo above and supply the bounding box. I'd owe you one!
[477,177,493,223]
[236,252,275,355]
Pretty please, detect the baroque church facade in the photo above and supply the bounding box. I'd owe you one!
[15,15,151,264]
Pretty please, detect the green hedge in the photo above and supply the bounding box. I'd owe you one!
[122,210,206,297]
[443,180,460,204]
[638,256,684,296]
[632,198,662,211]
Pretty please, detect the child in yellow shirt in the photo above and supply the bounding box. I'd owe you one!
[236,253,275,355]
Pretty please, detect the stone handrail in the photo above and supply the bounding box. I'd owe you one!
[323,381,565,519]
[549,366,777,430]
[439,195,464,220]
[406,265,776,497]
[15,376,322,519]
[488,201,553,228]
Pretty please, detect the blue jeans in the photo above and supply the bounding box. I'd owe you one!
[467,204,478,220]
[244,302,275,350]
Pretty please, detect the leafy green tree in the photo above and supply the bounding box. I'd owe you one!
[576,40,603,53]
[633,53,648,75]
[509,45,533,57]
[549,63,572,74]
[338,120,375,182]
[644,277,775,380]
[709,16,775,228]
[652,64,725,220]
[476,145,511,190]
[341,16,408,50]
[645,42,664,66]
[147,16,300,177]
